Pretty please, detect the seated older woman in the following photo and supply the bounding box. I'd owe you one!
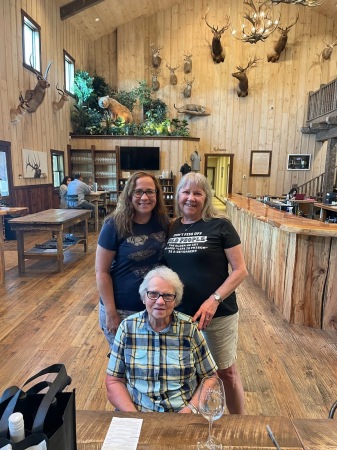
[106,266,218,413]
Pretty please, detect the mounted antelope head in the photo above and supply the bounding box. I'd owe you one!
[183,76,195,98]
[25,56,53,112]
[10,92,31,124]
[151,70,160,91]
[232,57,261,97]
[321,36,337,62]
[203,7,230,64]
[184,54,192,73]
[52,84,69,111]
[150,42,163,68]
[166,64,179,85]
[267,13,299,63]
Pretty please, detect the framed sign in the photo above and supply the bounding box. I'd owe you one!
[249,151,272,177]
[287,154,311,171]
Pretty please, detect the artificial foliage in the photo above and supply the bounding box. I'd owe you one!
[70,72,190,137]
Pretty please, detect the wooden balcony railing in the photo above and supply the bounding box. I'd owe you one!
[297,165,337,200]
[307,78,337,122]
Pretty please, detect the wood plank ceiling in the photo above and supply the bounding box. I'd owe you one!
[54,0,337,42]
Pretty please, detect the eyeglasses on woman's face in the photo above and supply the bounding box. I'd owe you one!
[132,189,157,198]
[146,291,176,302]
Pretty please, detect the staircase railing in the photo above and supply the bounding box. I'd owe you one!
[296,165,337,201]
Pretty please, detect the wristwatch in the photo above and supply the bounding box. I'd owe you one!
[213,291,223,303]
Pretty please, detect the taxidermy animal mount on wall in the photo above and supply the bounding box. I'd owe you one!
[98,96,133,123]
[174,104,210,116]
[203,7,230,64]
[24,58,53,112]
[232,57,260,97]
[150,42,163,68]
[52,84,69,111]
[321,36,337,62]
[183,77,195,98]
[183,54,192,73]
[151,70,160,91]
[267,14,299,63]
[10,92,31,124]
[166,64,179,85]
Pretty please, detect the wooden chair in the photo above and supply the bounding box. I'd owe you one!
[328,400,337,418]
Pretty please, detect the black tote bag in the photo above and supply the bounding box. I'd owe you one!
[0,364,76,450]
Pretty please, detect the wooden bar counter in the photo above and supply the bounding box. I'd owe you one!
[226,195,337,331]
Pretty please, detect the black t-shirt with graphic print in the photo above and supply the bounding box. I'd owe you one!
[164,218,241,318]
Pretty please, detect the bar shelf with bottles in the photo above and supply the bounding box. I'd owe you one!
[94,151,118,208]
[159,176,175,218]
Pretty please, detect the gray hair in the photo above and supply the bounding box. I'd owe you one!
[175,172,220,220]
[139,266,184,307]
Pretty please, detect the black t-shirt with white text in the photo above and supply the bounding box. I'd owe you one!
[164,218,241,318]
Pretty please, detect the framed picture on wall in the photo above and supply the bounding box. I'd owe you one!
[22,149,48,179]
[287,154,311,171]
[249,151,272,177]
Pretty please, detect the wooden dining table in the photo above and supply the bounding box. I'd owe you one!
[8,209,91,274]
[0,206,29,284]
[76,410,307,449]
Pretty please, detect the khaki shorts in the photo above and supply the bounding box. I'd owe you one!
[202,313,239,370]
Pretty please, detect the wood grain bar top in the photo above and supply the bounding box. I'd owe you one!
[227,194,337,237]
[0,206,28,216]
[8,208,91,225]
[77,410,302,449]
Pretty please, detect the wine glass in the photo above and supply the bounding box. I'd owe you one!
[197,376,225,450]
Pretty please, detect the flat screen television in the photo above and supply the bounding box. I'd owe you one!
[120,146,160,171]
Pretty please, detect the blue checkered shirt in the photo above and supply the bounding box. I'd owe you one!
[107,310,218,412]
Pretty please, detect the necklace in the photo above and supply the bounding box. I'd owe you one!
[182,219,197,232]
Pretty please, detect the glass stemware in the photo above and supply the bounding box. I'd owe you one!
[197,376,225,450]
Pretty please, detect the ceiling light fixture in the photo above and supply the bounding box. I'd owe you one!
[232,0,280,44]
[271,0,324,6]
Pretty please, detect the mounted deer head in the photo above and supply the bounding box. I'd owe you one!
[10,92,32,124]
[321,36,337,62]
[25,56,53,112]
[52,83,69,111]
[267,13,299,63]
[151,70,160,91]
[203,7,230,64]
[183,76,195,98]
[150,42,163,68]
[166,64,180,85]
[232,57,261,97]
[183,54,192,73]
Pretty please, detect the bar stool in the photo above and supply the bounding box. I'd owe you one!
[65,194,79,209]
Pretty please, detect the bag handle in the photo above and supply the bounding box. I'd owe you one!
[0,364,71,436]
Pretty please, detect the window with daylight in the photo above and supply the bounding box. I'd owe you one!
[51,150,65,188]
[22,10,41,72]
[64,50,75,96]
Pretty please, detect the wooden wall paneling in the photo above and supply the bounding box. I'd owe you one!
[322,238,337,331]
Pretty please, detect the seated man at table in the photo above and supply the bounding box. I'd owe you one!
[67,173,95,217]
[106,266,218,413]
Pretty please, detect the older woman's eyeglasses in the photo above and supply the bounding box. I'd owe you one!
[132,189,157,198]
[146,291,176,302]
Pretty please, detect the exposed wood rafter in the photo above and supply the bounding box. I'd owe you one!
[60,0,104,21]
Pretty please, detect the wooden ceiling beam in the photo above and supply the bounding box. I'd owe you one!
[60,0,105,21]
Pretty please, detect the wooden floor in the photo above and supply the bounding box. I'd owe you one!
[1,229,337,419]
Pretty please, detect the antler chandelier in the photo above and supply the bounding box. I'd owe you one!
[271,0,324,6]
[232,0,280,44]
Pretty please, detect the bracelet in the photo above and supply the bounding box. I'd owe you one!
[187,402,199,414]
